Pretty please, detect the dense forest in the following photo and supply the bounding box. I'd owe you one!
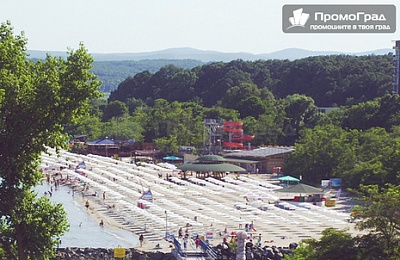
[91,59,203,92]
[108,55,392,107]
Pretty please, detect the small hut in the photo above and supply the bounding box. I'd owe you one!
[177,155,246,179]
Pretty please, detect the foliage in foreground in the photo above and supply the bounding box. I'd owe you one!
[0,21,101,259]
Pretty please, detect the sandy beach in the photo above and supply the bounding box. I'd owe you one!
[41,149,361,254]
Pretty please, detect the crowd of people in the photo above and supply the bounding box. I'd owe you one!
[215,236,297,260]
[174,223,297,260]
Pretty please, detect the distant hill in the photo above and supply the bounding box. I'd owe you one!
[27,47,393,92]
[27,47,393,62]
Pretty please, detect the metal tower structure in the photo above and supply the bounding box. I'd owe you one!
[393,40,400,95]
[203,119,223,154]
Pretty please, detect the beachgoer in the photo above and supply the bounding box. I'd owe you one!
[139,234,144,247]
[99,220,104,226]
[178,227,183,239]
[85,200,89,209]
[220,227,228,237]
[195,235,201,248]
[103,191,106,200]
[183,234,188,250]
[221,237,230,258]
[246,239,254,250]
[250,221,257,231]
[245,223,249,232]
[257,233,262,247]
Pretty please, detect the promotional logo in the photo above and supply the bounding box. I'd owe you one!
[287,8,310,29]
[282,5,396,33]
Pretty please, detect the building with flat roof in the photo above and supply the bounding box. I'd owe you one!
[223,147,295,174]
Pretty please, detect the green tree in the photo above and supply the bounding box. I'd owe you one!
[250,113,282,146]
[352,184,400,258]
[0,22,101,259]
[219,82,261,110]
[1,191,69,259]
[203,106,240,122]
[102,116,144,141]
[283,124,355,185]
[343,128,400,188]
[341,94,400,132]
[72,115,103,140]
[88,97,107,118]
[148,99,203,149]
[281,94,320,145]
[236,96,266,119]
[155,135,179,155]
[125,97,147,114]
[288,228,357,260]
[102,100,129,121]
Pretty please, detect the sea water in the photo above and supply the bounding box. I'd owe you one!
[35,183,139,248]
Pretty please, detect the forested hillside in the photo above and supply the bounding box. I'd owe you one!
[109,55,392,107]
[91,59,204,92]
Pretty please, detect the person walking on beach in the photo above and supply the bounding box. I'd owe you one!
[183,234,188,251]
[99,220,104,227]
[139,234,144,247]
[257,233,262,247]
[85,200,89,210]
[249,221,257,232]
[178,227,183,239]
[245,223,249,232]
[195,235,201,249]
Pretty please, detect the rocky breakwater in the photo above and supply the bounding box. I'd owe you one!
[53,247,175,260]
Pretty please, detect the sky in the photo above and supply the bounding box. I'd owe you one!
[0,0,399,55]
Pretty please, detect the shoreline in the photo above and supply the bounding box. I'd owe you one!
[65,181,172,253]
[38,181,141,249]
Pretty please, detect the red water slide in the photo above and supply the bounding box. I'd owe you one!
[232,134,255,142]
[222,141,244,149]
[222,121,255,149]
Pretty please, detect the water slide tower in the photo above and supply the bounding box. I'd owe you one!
[393,40,400,95]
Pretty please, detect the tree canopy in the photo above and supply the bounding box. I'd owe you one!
[108,55,392,107]
[0,22,101,259]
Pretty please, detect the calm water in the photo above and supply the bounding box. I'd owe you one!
[35,183,139,248]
